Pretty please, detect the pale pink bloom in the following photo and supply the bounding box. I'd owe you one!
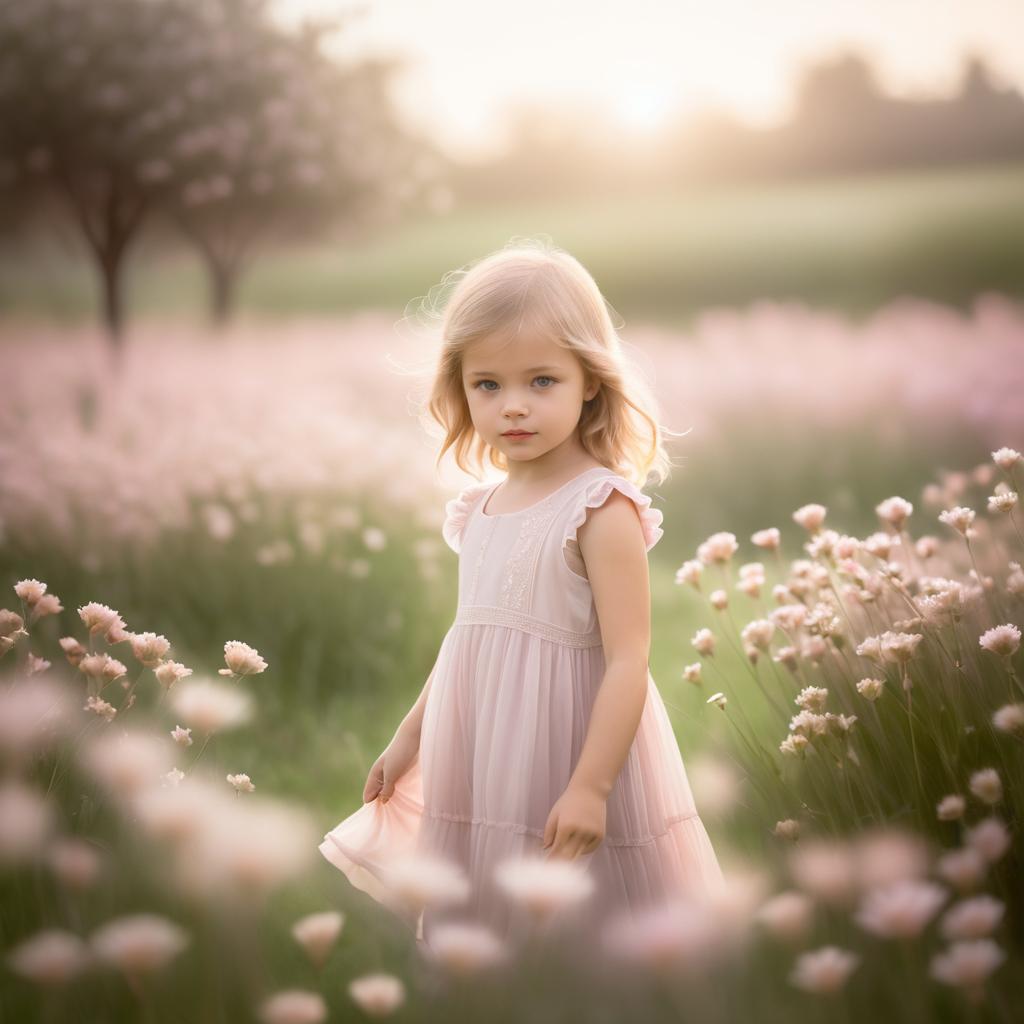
[854,879,947,938]
[5,929,92,985]
[14,579,47,604]
[0,781,56,865]
[675,560,703,587]
[682,663,702,684]
[773,646,799,671]
[937,795,966,821]
[987,491,1018,513]
[855,634,885,662]
[291,911,345,970]
[741,619,774,651]
[79,653,109,679]
[788,840,857,906]
[101,657,128,683]
[968,768,1002,805]
[939,507,976,535]
[833,535,861,559]
[420,921,507,975]
[805,603,842,638]
[965,818,1011,863]
[978,624,1020,658]
[800,635,829,664]
[32,594,63,622]
[81,730,175,798]
[154,660,193,689]
[991,447,1021,471]
[691,628,716,656]
[601,898,724,972]
[825,712,858,737]
[788,945,859,994]
[83,695,117,721]
[133,776,221,845]
[362,526,387,551]
[129,632,170,667]
[751,528,780,550]
[0,608,26,639]
[973,463,996,487]
[219,640,268,678]
[855,829,930,889]
[380,853,471,913]
[696,531,738,565]
[163,768,185,787]
[862,530,897,558]
[46,837,102,891]
[1006,563,1024,597]
[227,773,255,793]
[876,496,913,528]
[773,819,801,841]
[940,896,1005,941]
[494,854,595,920]
[755,890,813,942]
[26,653,50,674]
[792,503,827,532]
[789,711,828,738]
[779,734,809,756]
[992,703,1024,736]
[738,560,765,581]
[0,677,75,761]
[706,691,727,710]
[930,939,1006,995]
[936,848,987,892]
[856,677,884,701]
[769,604,807,632]
[170,679,253,733]
[59,636,87,666]
[880,631,924,664]
[257,990,327,1024]
[795,686,828,713]
[202,503,235,541]
[709,589,728,609]
[77,602,125,638]
[90,914,189,974]
[170,725,193,746]
[347,972,406,1016]
[916,535,939,558]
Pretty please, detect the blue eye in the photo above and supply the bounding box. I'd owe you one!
[472,376,557,391]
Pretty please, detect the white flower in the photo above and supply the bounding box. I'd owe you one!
[706,692,727,710]
[227,773,255,793]
[876,497,913,528]
[170,679,253,734]
[968,768,1002,805]
[936,795,966,821]
[5,928,92,985]
[257,990,327,1024]
[696,532,737,565]
[793,504,827,533]
[992,703,1024,736]
[692,628,716,656]
[795,686,828,713]
[978,624,1020,658]
[788,945,859,994]
[493,854,595,919]
[347,972,406,1016]
[751,528,780,550]
[219,640,268,678]
[938,507,976,535]
[991,447,1021,471]
[853,880,947,938]
[291,911,344,970]
[89,914,189,974]
[856,677,884,701]
[940,896,1004,941]
[773,819,801,841]
[930,939,1006,993]
[420,921,507,975]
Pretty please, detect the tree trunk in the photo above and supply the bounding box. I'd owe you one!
[100,252,126,371]
[204,254,239,330]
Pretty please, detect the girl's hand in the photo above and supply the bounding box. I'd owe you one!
[363,725,419,805]
[542,783,607,860]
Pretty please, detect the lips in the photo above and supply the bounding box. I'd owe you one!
[502,431,535,437]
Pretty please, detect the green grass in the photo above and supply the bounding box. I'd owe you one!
[3,160,1024,330]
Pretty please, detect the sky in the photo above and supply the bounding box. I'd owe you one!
[277,0,1024,160]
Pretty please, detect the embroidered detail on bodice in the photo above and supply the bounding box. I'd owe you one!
[453,604,603,648]
[497,500,563,611]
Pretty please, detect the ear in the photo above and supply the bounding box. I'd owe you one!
[583,376,600,402]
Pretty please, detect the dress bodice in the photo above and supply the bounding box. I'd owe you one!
[441,467,663,648]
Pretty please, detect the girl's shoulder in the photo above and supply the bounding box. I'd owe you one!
[441,480,493,554]
[562,471,664,554]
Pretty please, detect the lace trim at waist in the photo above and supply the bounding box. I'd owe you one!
[452,604,603,648]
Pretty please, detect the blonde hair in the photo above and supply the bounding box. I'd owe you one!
[414,237,678,489]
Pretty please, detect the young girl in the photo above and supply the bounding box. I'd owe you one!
[319,239,724,946]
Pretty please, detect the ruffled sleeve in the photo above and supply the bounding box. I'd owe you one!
[441,481,493,554]
[562,475,664,577]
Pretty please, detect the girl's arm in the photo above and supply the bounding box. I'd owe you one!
[393,656,439,743]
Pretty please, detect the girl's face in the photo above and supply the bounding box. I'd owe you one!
[461,328,599,464]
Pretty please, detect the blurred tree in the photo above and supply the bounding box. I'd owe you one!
[0,0,446,352]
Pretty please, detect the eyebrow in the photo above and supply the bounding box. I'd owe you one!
[466,365,563,378]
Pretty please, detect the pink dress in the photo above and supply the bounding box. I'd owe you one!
[319,466,724,943]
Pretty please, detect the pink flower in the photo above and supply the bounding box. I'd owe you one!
[789,945,859,994]
[978,624,1020,658]
[219,640,268,678]
[853,880,947,938]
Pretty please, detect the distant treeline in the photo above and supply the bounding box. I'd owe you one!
[450,50,1024,201]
